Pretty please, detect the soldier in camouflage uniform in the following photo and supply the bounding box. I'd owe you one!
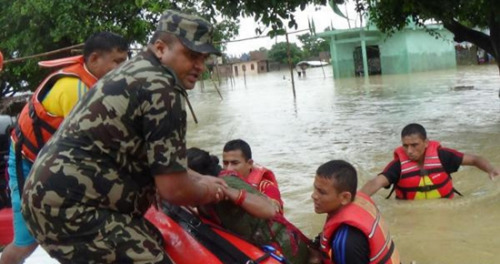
[21,10,225,264]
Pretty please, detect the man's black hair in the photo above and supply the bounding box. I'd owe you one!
[223,139,252,161]
[149,31,177,45]
[401,123,427,140]
[83,32,129,62]
[187,147,221,176]
[316,160,357,201]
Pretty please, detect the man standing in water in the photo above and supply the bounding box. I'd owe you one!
[361,123,499,199]
[222,139,283,214]
[1,32,129,264]
[22,10,227,263]
[312,160,400,263]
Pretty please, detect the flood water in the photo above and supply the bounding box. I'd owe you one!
[186,64,500,264]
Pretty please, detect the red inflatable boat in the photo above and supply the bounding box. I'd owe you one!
[0,207,282,263]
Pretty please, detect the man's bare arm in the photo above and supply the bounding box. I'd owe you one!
[155,170,227,206]
[223,188,276,219]
[360,174,391,196]
[461,154,500,180]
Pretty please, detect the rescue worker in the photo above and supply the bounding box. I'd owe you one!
[187,147,313,264]
[1,32,129,264]
[21,10,227,263]
[312,160,400,263]
[361,123,499,200]
[222,139,284,214]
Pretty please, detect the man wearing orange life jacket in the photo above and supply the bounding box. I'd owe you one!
[1,32,128,264]
[312,160,400,264]
[222,139,284,214]
[361,123,500,200]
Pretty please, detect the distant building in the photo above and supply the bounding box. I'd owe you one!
[212,64,233,78]
[232,60,269,77]
[317,24,457,78]
[249,50,268,61]
[214,51,275,78]
[455,44,478,65]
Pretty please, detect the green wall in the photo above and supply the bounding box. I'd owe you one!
[378,32,409,74]
[404,29,456,72]
[379,28,456,75]
[325,27,456,78]
[332,42,356,78]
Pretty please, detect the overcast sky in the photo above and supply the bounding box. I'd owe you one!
[224,3,360,56]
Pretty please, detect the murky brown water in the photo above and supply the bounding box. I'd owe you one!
[186,64,500,264]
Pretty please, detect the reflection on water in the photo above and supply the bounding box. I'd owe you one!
[187,64,500,264]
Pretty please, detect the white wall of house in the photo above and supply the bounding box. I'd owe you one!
[232,61,259,77]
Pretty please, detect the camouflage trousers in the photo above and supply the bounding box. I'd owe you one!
[22,204,172,264]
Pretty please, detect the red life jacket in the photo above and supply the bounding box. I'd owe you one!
[220,167,284,214]
[11,55,97,162]
[320,192,400,264]
[247,164,279,188]
[394,140,454,200]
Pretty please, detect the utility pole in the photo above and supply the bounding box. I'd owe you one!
[286,32,296,98]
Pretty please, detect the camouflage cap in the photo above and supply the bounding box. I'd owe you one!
[156,10,221,56]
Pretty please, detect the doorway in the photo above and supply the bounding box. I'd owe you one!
[353,45,381,76]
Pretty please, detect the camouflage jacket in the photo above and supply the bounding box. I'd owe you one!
[23,49,188,217]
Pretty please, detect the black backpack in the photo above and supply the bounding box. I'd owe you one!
[0,115,15,209]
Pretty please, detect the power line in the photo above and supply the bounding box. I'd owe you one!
[3,43,84,64]
[215,29,310,44]
[1,29,311,64]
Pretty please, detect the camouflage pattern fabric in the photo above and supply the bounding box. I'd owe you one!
[156,9,221,55]
[206,176,311,264]
[22,49,187,263]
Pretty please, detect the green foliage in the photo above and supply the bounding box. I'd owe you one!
[0,0,169,96]
[297,33,329,58]
[0,0,238,98]
[364,0,494,33]
[268,42,303,65]
[202,0,329,37]
[4,0,497,98]
[213,19,240,53]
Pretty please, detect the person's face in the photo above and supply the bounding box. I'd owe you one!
[311,176,351,215]
[401,134,428,162]
[87,48,128,79]
[222,150,253,178]
[154,38,209,90]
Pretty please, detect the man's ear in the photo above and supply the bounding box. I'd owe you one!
[87,52,100,65]
[339,191,352,206]
[152,40,167,58]
[248,159,254,166]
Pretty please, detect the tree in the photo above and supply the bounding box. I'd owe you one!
[362,0,500,73]
[0,0,238,98]
[268,42,304,65]
[204,0,333,36]
[297,33,330,59]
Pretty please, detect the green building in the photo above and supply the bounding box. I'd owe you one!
[317,24,457,79]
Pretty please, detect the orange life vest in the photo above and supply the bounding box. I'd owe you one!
[247,164,279,188]
[320,192,400,264]
[11,55,97,162]
[394,140,454,200]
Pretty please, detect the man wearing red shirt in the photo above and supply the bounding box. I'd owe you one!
[222,139,283,214]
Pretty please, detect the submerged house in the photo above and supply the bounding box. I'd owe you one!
[232,60,269,77]
[317,24,457,79]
